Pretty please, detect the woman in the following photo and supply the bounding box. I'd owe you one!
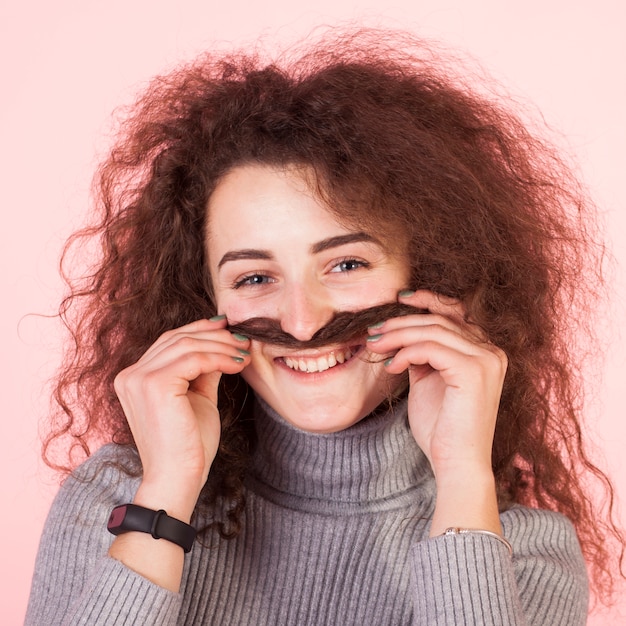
[26,29,622,624]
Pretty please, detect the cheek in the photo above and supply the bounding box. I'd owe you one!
[238,347,273,392]
[340,280,405,309]
[215,292,269,324]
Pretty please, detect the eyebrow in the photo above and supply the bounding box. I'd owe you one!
[217,232,381,269]
[217,249,273,268]
[310,232,381,254]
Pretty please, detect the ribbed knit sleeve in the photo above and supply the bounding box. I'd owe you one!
[27,407,590,625]
[25,445,182,625]
[410,507,588,625]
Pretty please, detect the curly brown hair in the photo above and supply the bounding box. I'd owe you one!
[45,29,623,602]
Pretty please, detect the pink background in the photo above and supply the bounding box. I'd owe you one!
[2,1,624,623]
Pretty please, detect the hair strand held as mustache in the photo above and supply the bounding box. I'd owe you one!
[227,302,424,349]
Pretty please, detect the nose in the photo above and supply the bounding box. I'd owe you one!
[278,282,334,342]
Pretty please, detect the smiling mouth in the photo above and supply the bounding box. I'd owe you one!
[281,346,360,373]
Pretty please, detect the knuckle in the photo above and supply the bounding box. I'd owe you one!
[140,368,165,390]
[113,365,134,392]
[112,370,126,393]
[174,335,197,350]
[159,326,180,342]
[483,347,508,376]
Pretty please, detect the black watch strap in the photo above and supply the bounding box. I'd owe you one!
[107,504,196,553]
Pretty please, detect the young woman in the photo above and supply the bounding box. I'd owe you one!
[26,29,623,624]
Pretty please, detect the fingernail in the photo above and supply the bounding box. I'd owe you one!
[368,321,384,330]
[384,357,394,366]
[232,333,249,341]
[209,314,226,321]
[231,356,245,363]
[237,348,250,356]
[398,290,415,298]
[366,334,383,342]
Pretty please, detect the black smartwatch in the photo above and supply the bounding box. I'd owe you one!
[107,504,196,553]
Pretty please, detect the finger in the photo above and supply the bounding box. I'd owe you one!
[367,322,489,362]
[139,329,250,370]
[189,371,224,398]
[397,289,472,329]
[398,289,463,315]
[396,290,488,342]
[366,322,507,385]
[381,338,472,377]
[116,344,250,402]
[368,314,489,349]
[369,311,464,337]
[140,316,236,360]
[382,336,507,386]
[161,347,250,384]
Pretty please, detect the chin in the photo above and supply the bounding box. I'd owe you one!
[241,351,406,433]
[283,411,365,434]
[256,392,390,434]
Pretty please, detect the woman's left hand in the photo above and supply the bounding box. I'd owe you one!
[366,290,508,535]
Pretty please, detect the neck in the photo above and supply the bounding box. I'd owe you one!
[247,396,434,515]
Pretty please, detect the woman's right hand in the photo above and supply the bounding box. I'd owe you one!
[113,316,250,521]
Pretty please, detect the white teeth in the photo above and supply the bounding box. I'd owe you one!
[318,353,336,372]
[283,348,353,373]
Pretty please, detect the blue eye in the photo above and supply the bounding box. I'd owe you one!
[233,274,273,289]
[331,259,369,273]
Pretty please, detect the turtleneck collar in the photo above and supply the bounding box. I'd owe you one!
[246,396,435,515]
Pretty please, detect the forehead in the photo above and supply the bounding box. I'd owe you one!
[208,163,313,220]
[205,163,409,268]
[207,164,360,247]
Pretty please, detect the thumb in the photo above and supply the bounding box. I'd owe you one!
[190,371,223,403]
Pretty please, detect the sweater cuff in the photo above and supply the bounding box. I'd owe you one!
[64,556,181,625]
[411,532,522,625]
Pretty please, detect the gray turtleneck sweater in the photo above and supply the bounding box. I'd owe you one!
[26,400,588,625]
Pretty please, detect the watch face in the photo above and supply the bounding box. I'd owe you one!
[107,505,127,529]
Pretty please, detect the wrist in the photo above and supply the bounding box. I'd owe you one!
[430,454,493,485]
[429,467,501,537]
[433,463,496,491]
[108,504,196,553]
[440,527,513,557]
[134,481,201,524]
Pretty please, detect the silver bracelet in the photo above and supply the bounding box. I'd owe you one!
[442,527,513,557]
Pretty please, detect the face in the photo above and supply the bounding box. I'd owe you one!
[206,164,410,433]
